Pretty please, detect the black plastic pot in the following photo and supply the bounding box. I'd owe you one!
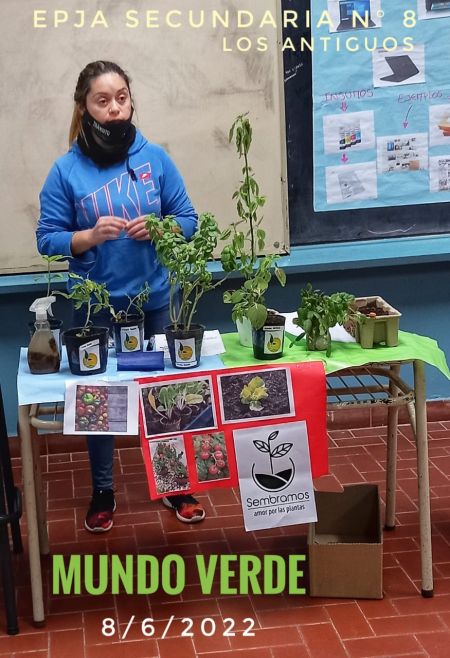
[28,318,63,356]
[111,314,144,353]
[164,323,205,369]
[63,326,109,376]
[252,312,286,360]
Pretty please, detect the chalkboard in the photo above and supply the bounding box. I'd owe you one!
[0,0,288,274]
[283,0,450,246]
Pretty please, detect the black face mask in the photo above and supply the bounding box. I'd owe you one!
[78,108,136,168]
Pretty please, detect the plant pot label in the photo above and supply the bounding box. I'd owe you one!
[174,337,197,368]
[262,327,284,355]
[120,326,141,352]
[79,339,101,372]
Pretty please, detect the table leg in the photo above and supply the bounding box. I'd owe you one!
[385,364,400,530]
[413,360,433,597]
[18,405,45,625]
[30,424,49,555]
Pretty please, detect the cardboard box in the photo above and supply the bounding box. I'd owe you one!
[308,484,383,599]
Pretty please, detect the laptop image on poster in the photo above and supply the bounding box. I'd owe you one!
[380,55,420,83]
[337,0,376,31]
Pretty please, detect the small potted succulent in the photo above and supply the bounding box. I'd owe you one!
[290,284,356,357]
[109,282,150,354]
[58,274,111,375]
[220,113,286,351]
[146,211,226,369]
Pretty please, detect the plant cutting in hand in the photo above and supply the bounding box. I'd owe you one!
[193,432,230,481]
[239,376,268,411]
[220,113,286,330]
[252,429,295,491]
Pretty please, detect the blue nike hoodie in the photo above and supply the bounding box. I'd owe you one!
[36,130,197,312]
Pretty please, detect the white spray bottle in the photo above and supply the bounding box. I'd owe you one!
[27,296,60,374]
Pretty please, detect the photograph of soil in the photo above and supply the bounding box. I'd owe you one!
[192,432,230,482]
[218,368,295,423]
[149,436,190,495]
[140,376,216,438]
[75,385,129,433]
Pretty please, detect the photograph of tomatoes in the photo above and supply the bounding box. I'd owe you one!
[217,368,294,423]
[75,385,129,433]
[192,432,230,482]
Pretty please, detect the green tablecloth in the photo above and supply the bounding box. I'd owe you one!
[221,330,450,378]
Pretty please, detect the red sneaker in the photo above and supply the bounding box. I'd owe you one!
[84,489,116,533]
[162,494,206,523]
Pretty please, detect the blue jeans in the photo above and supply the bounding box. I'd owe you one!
[73,305,171,490]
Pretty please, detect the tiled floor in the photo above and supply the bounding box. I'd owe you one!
[2,419,450,657]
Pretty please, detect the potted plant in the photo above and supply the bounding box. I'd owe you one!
[109,282,150,353]
[147,385,181,433]
[58,274,111,375]
[30,254,68,354]
[350,296,402,348]
[146,211,226,369]
[220,113,286,351]
[290,284,356,357]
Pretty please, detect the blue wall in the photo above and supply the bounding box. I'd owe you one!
[2,252,449,435]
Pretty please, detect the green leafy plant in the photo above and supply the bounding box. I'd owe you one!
[146,212,227,331]
[110,282,151,322]
[147,385,179,421]
[220,113,286,329]
[239,376,269,411]
[57,273,111,336]
[40,254,68,297]
[290,283,355,356]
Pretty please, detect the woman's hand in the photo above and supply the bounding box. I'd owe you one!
[125,215,151,241]
[126,216,182,241]
[71,216,127,255]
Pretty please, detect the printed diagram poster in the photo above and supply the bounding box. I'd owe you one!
[234,422,317,531]
[377,133,428,173]
[429,155,450,192]
[326,161,377,204]
[429,104,450,146]
[63,381,139,435]
[372,46,425,88]
[327,0,383,34]
[322,110,375,154]
[418,0,450,20]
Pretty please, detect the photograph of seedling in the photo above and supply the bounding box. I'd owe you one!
[140,377,216,438]
[149,436,190,494]
[192,432,230,481]
[218,368,295,423]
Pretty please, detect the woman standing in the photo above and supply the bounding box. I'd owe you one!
[37,60,206,531]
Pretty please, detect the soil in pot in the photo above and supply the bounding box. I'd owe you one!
[64,326,109,376]
[112,314,144,353]
[252,311,285,360]
[165,323,205,369]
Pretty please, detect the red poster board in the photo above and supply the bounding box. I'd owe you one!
[137,361,327,500]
